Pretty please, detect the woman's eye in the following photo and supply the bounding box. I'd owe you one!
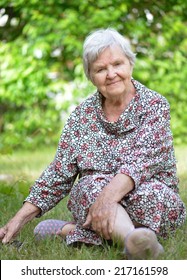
[97,68,104,73]
[114,62,121,66]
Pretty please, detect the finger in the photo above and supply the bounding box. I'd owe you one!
[2,236,11,244]
[101,209,116,240]
[2,229,15,244]
[83,214,92,228]
[108,216,115,237]
[101,220,111,240]
[91,220,101,233]
[107,205,117,239]
[0,228,6,240]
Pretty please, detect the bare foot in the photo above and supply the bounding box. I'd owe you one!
[125,228,164,259]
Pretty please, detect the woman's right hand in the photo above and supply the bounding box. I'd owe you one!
[0,202,41,244]
[0,219,23,244]
[0,226,7,242]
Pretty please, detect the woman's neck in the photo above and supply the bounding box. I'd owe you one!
[102,86,136,122]
[102,102,126,122]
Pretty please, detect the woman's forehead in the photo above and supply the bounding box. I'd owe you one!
[93,46,128,64]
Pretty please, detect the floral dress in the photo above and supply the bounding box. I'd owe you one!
[25,79,186,245]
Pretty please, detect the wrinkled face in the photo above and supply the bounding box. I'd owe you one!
[90,45,133,99]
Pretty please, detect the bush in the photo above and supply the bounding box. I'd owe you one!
[0,0,187,151]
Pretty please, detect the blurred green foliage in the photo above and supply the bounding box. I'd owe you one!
[0,0,187,152]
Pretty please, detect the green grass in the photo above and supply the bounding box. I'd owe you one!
[0,146,187,260]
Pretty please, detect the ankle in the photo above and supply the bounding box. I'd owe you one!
[61,223,76,237]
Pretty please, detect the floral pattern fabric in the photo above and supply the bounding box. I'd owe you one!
[25,79,186,245]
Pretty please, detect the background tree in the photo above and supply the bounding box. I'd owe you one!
[0,0,187,152]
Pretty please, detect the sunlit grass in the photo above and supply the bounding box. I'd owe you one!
[0,146,56,181]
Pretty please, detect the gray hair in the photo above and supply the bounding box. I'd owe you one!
[83,28,136,79]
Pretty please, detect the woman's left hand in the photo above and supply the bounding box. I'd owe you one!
[83,192,118,240]
[83,174,134,240]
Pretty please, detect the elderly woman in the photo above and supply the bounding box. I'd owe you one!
[0,28,186,259]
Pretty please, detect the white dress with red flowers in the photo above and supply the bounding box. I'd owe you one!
[25,79,186,245]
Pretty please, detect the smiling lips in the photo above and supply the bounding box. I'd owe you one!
[106,80,121,86]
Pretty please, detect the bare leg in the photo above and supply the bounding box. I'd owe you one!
[112,204,135,243]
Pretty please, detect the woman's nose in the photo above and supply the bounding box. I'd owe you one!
[107,66,116,78]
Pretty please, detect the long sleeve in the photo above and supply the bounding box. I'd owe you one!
[25,107,81,216]
[117,95,179,191]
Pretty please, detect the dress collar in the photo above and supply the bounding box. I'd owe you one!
[95,79,145,134]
